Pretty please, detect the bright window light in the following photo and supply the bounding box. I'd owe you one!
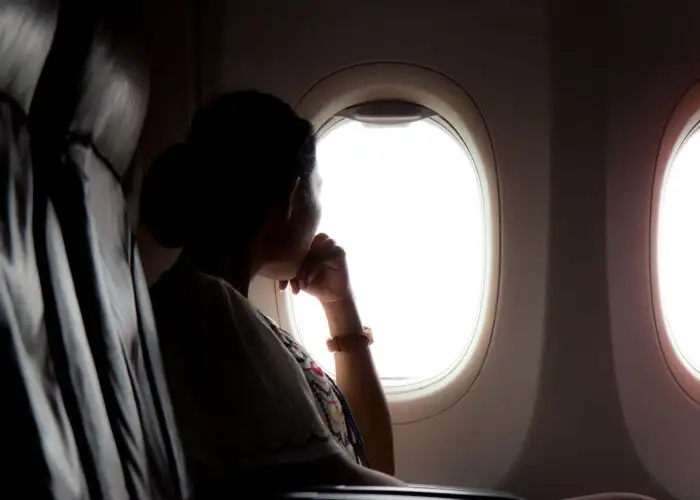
[658,126,700,375]
[289,117,488,387]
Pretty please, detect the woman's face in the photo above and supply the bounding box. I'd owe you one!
[257,167,322,280]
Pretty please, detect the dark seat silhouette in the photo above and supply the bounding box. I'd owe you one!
[0,1,188,497]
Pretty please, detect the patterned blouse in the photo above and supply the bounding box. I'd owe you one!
[258,314,368,466]
[151,267,368,475]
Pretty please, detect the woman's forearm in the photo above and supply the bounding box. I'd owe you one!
[323,299,396,475]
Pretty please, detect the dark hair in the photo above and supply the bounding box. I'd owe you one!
[140,90,316,249]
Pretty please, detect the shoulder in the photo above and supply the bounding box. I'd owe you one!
[177,270,231,302]
[151,268,240,316]
[149,270,250,370]
[151,267,219,301]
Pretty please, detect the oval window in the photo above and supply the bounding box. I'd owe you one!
[288,109,489,388]
[657,124,700,375]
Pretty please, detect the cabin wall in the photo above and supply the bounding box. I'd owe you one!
[606,2,700,500]
[501,1,668,498]
[134,1,700,499]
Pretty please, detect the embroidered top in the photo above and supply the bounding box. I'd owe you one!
[149,268,366,479]
[258,314,367,466]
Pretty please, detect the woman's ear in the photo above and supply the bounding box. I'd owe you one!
[285,177,302,220]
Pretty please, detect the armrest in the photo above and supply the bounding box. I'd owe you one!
[282,485,525,500]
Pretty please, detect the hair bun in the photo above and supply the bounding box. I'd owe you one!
[140,142,193,248]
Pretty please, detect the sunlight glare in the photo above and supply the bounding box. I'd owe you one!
[658,127,700,375]
[289,118,487,385]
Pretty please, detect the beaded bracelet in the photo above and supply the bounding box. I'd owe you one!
[326,326,374,353]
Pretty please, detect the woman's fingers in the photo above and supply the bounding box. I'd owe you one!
[318,234,335,247]
[305,263,326,287]
[297,237,332,281]
[285,234,346,294]
[302,246,346,286]
[301,242,340,273]
[311,232,331,247]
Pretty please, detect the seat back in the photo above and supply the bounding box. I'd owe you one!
[60,1,189,497]
[0,1,188,498]
[0,2,90,497]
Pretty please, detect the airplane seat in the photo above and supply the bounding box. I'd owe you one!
[560,494,658,500]
[57,1,192,498]
[0,0,188,498]
[286,489,657,500]
[0,0,69,496]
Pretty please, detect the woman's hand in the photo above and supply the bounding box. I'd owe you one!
[279,233,353,305]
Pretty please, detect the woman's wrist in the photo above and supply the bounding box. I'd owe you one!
[322,297,363,338]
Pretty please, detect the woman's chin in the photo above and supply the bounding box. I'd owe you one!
[257,261,299,281]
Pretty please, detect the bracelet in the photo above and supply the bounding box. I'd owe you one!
[326,326,374,353]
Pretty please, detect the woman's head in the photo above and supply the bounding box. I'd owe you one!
[140,90,321,280]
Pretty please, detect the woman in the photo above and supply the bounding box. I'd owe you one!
[140,90,403,495]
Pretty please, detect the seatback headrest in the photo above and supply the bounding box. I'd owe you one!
[71,0,149,178]
[0,0,58,111]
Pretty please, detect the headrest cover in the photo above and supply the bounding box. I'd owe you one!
[0,0,58,112]
[71,2,149,178]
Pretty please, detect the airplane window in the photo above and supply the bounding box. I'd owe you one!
[288,115,488,388]
[657,124,700,375]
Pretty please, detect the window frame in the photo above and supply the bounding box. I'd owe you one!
[284,114,487,389]
[271,62,500,424]
[651,80,700,402]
